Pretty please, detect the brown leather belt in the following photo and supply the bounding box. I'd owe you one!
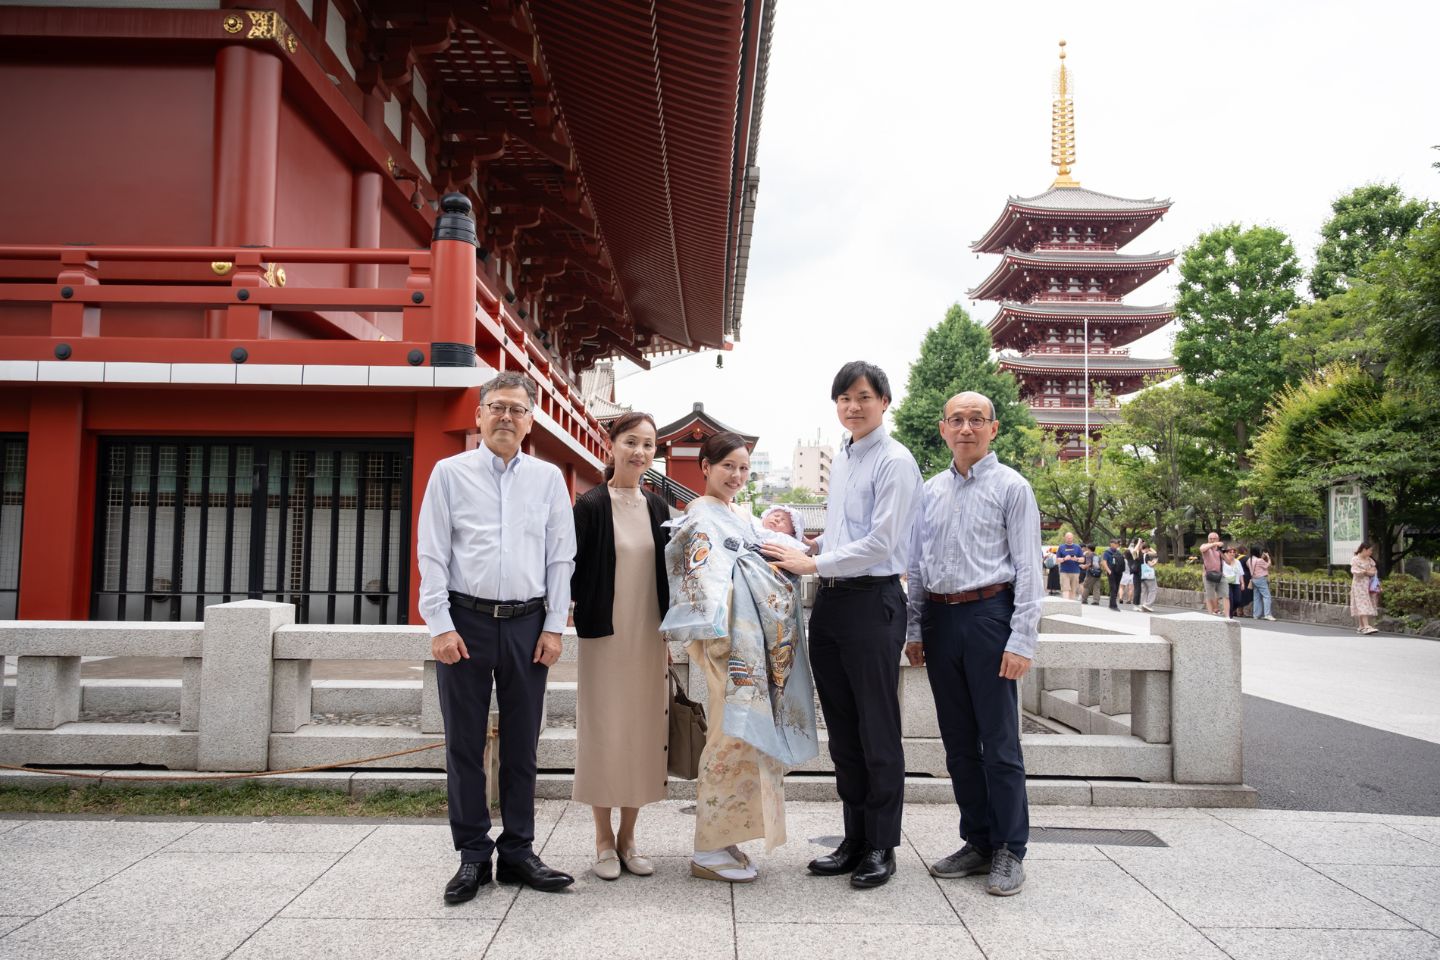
[927,583,1012,605]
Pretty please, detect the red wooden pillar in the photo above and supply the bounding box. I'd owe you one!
[563,462,576,503]
[350,94,385,301]
[18,390,92,619]
[51,251,100,338]
[409,392,473,625]
[209,43,282,337]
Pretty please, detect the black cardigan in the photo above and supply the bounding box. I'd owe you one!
[570,484,671,639]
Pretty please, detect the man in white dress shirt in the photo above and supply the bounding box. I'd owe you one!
[417,371,577,901]
[764,360,922,889]
[906,391,1042,896]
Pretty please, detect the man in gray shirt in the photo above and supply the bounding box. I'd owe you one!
[764,361,922,889]
[906,391,1042,896]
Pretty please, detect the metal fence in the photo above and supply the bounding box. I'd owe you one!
[92,438,411,624]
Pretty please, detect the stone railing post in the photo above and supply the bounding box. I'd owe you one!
[198,600,292,771]
[13,656,81,729]
[1151,614,1242,783]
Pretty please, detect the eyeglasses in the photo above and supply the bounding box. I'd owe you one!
[940,416,996,430]
[483,402,532,418]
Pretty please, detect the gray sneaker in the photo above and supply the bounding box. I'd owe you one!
[985,848,1025,896]
[928,843,993,878]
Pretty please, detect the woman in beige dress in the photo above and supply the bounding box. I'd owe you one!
[571,412,672,880]
[1350,542,1380,635]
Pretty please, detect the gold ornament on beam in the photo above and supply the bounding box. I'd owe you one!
[1050,39,1080,189]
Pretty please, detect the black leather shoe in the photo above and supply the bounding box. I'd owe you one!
[807,838,869,876]
[850,847,896,888]
[443,860,491,903]
[496,854,575,892]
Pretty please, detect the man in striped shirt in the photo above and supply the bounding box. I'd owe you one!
[906,391,1043,896]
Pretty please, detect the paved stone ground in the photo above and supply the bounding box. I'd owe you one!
[1,800,1438,960]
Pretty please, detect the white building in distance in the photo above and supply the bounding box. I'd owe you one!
[791,440,834,496]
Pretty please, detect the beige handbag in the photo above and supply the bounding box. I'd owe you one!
[667,667,708,780]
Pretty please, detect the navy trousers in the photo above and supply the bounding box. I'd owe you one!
[435,604,549,864]
[921,592,1029,859]
[808,580,907,849]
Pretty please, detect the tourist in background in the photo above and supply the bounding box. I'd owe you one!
[1235,547,1255,618]
[666,432,819,883]
[1102,539,1124,610]
[1056,531,1083,600]
[1350,543,1380,635]
[1044,546,1060,596]
[1126,538,1146,611]
[570,412,672,881]
[1081,544,1103,605]
[1119,550,1135,606]
[1199,532,1225,616]
[1222,547,1244,620]
[1138,543,1158,612]
[1249,546,1275,621]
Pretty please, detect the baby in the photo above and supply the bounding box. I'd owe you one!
[753,504,811,555]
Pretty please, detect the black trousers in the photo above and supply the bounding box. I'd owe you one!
[1108,570,1123,609]
[808,580,907,849]
[921,592,1029,859]
[435,604,549,864]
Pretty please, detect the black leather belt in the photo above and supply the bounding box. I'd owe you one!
[817,574,900,591]
[448,591,545,619]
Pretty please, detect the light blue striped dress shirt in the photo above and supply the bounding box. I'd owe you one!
[416,443,576,637]
[905,452,1044,658]
[814,426,923,579]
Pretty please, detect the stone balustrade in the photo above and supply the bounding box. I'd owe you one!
[0,596,1253,805]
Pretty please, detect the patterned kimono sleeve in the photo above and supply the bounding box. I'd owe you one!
[660,511,736,642]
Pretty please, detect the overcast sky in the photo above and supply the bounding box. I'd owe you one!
[613,0,1439,472]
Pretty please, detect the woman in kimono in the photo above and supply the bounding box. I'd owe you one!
[661,432,819,883]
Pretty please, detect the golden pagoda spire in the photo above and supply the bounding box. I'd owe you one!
[1050,39,1079,188]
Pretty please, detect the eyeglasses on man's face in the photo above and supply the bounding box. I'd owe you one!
[940,415,996,430]
[483,402,532,418]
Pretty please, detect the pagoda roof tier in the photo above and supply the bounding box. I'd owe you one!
[968,249,1175,303]
[655,402,758,450]
[972,186,1172,253]
[1000,354,1179,376]
[987,301,1172,346]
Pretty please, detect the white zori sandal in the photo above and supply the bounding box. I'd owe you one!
[690,845,757,883]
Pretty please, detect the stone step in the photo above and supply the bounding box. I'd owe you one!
[0,765,1255,808]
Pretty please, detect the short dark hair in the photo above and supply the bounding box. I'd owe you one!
[603,412,657,481]
[830,361,891,403]
[698,431,748,465]
[480,371,537,407]
[1109,538,1121,545]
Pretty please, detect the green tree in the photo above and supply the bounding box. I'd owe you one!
[1172,224,1302,473]
[893,303,1040,476]
[772,486,820,504]
[1276,284,1387,384]
[1103,379,1234,562]
[1309,183,1431,300]
[1369,213,1440,384]
[1250,363,1440,575]
[1031,435,1122,545]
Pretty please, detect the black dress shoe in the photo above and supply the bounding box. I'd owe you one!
[444,860,491,904]
[807,838,869,876]
[496,854,575,892]
[850,847,896,888]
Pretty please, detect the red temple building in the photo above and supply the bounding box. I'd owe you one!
[0,1,773,624]
[969,41,1178,458]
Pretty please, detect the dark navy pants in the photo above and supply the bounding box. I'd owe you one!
[436,604,548,864]
[921,592,1029,859]
[808,580,907,849]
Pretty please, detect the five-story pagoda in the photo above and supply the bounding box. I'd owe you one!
[969,40,1178,458]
